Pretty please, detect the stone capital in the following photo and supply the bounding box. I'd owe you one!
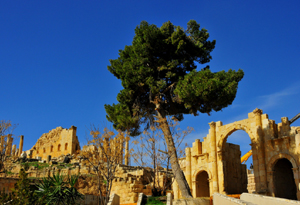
[209,121,216,128]
[253,108,263,115]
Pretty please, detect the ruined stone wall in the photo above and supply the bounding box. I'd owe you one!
[174,109,300,201]
[0,177,17,193]
[223,143,247,194]
[29,126,81,160]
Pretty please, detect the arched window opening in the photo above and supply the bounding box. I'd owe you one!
[51,145,53,152]
[43,148,46,153]
[196,171,210,197]
[65,143,68,151]
[273,158,297,200]
[58,144,61,151]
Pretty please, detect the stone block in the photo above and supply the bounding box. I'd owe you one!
[107,193,120,205]
[136,193,147,205]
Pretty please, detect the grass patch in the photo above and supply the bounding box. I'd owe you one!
[21,162,50,170]
[146,196,166,205]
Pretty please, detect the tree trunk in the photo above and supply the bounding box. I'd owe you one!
[158,116,192,198]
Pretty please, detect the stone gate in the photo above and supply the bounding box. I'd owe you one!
[173,108,300,200]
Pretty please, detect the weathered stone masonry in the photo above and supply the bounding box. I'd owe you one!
[174,108,300,200]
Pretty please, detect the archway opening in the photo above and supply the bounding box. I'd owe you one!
[224,130,253,194]
[273,158,297,200]
[196,171,210,197]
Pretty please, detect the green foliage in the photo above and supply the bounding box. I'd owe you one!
[105,20,244,133]
[35,174,83,205]
[11,168,37,205]
[0,188,13,204]
[146,196,166,205]
[21,162,50,171]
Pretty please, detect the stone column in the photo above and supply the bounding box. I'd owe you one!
[125,136,130,165]
[250,142,260,193]
[5,134,13,156]
[12,145,16,157]
[266,171,275,197]
[185,147,192,193]
[173,179,179,199]
[0,136,4,154]
[47,155,51,163]
[292,168,300,200]
[253,108,267,191]
[120,138,124,164]
[209,122,219,194]
[18,135,24,156]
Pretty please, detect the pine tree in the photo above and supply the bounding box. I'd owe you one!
[105,20,244,197]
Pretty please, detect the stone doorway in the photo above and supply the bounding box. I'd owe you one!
[196,171,210,197]
[273,158,297,200]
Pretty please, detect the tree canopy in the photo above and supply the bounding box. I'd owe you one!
[105,20,244,134]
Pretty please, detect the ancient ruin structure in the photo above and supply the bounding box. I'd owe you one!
[0,134,22,157]
[173,108,300,200]
[28,126,81,160]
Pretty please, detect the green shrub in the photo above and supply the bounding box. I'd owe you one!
[146,196,166,205]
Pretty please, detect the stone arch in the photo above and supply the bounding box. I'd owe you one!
[267,153,298,172]
[267,153,298,199]
[217,123,255,151]
[58,144,61,151]
[194,169,211,197]
[50,145,53,152]
[192,167,212,180]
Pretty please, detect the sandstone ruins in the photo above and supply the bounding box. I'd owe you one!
[174,108,300,200]
[0,108,300,204]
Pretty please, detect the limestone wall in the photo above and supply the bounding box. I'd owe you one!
[29,126,81,160]
[175,108,300,201]
[223,143,247,194]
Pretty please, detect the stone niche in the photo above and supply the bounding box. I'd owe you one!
[28,126,81,160]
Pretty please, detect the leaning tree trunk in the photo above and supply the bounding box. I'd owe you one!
[157,114,192,198]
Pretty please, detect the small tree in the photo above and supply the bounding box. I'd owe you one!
[0,120,17,173]
[105,20,244,197]
[11,168,36,205]
[80,127,125,205]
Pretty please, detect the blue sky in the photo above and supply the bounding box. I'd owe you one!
[1,1,300,168]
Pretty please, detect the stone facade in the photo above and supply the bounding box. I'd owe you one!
[174,108,300,200]
[28,126,81,160]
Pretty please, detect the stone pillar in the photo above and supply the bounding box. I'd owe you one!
[15,148,19,157]
[253,108,267,191]
[250,142,260,193]
[193,139,202,155]
[125,136,130,165]
[12,145,16,157]
[5,134,13,156]
[292,168,300,200]
[18,135,24,156]
[209,122,219,194]
[47,155,51,163]
[185,147,192,193]
[173,179,179,199]
[0,136,4,154]
[120,138,124,164]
